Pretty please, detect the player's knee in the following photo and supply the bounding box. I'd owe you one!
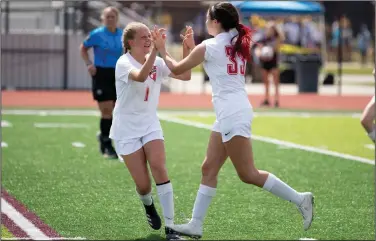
[361,115,373,132]
[137,185,151,195]
[99,103,114,118]
[136,183,151,195]
[360,117,368,129]
[149,159,167,177]
[201,160,218,179]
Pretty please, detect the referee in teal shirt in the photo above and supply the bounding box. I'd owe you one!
[80,7,122,159]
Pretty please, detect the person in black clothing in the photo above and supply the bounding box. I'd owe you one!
[256,23,283,108]
[80,7,122,159]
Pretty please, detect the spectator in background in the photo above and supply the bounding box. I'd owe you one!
[330,20,339,53]
[275,17,285,41]
[249,16,266,83]
[325,23,334,60]
[331,16,353,62]
[283,16,301,46]
[330,20,344,61]
[256,23,284,108]
[312,21,323,49]
[357,24,371,66]
[301,16,321,50]
[341,16,353,61]
[250,15,266,43]
[80,7,122,159]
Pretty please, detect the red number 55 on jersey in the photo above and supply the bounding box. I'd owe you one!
[225,45,245,75]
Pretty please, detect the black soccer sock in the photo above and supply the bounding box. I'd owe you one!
[100,118,112,138]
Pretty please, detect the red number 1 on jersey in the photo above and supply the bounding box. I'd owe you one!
[144,86,150,102]
[225,45,245,75]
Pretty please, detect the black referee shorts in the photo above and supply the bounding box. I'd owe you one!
[92,67,116,102]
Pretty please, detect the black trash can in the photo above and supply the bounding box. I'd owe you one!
[295,54,321,93]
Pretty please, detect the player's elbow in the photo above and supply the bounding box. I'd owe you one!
[360,116,369,130]
[80,44,88,55]
[79,44,86,51]
[134,74,148,83]
[129,70,147,83]
[172,68,185,76]
[360,114,374,133]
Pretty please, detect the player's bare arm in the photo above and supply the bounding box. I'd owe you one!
[129,47,158,83]
[157,42,205,76]
[157,26,194,81]
[169,26,195,80]
[166,46,192,80]
[153,26,203,76]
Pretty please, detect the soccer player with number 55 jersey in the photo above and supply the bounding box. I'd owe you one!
[153,2,314,239]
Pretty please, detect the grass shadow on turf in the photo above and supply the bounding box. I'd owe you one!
[135,234,165,240]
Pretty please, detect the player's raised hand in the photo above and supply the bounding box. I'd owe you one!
[151,26,166,51]
[180,26,195,50]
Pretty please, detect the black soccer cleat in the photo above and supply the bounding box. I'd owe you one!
[97,133,118,159]
[103,142,118,159]
[165,227,185,240]
[143,202,161,230]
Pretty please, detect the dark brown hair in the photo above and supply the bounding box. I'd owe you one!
[208,2,252,61]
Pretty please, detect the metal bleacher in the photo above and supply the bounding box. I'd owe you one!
[1,1,155,34]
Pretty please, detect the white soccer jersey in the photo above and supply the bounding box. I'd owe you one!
[202,30,252,120]
[109,53,171,141]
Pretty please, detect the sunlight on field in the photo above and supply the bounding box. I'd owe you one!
[175,113,374,160]
[1,110,374,240]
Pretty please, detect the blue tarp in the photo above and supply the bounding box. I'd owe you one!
[231,1,324,15]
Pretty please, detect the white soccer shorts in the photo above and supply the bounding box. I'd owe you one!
[212,110,253,142]
[114,130,164,156]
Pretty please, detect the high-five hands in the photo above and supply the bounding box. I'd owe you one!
[180,26,195,50]
[151,25,195,52]
[151,25,166,52]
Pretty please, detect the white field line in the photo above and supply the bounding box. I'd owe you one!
[1,198,49,240]
[2,120,13,127]
[2,109,361,118]
[33,123,90,129]
[157,114,374,165]
[2,109,372,164]
[1,198,87,240]
[72,142,86,148]
[163,111,361,118]
[2,109,100,117]
[365,144,375,150]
